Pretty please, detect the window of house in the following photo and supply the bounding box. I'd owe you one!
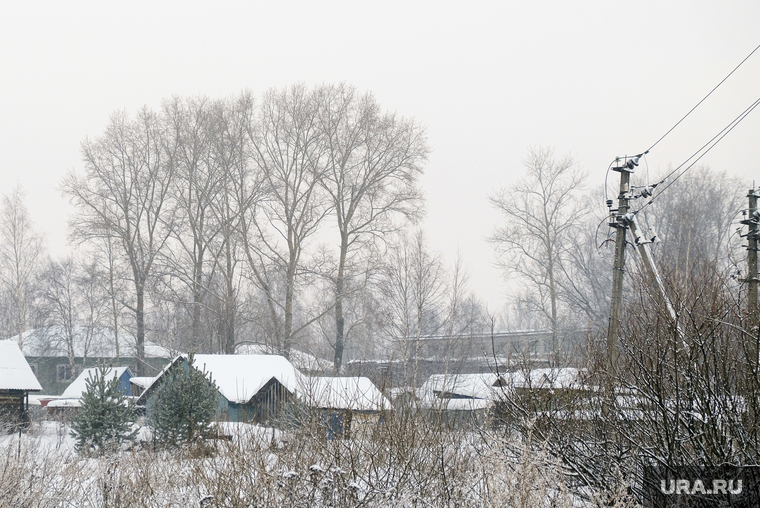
[57,364,75,384]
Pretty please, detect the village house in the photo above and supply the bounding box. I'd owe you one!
[137,353,391,438]
[303,376,392,439]
[418,372,510,426]
[45,366,135,418]
[136,354,304,425]
[62,366,136,398]
[0,339,43,431]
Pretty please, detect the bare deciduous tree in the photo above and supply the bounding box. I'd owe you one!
[637,165,744,285]
[0,186,44,344]
[489,147,587,366]
[37,257,108,370]
[241,85,332,357]
[64,108,175,375]
[380,230,447,387]
[316,84,428,372]
[38,258,78,369]
[208,93,259,354]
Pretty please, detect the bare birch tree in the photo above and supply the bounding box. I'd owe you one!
[38,258,78,370]
[489,147,587,366]
[381,230,447,387]
[0,186,44,345]
[37,257,108,370]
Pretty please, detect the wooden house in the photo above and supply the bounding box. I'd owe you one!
[303,376,392,439]
[0,339,43,431]
[418,372,510,427]
[46,366,135,419]
[136,354,304,425]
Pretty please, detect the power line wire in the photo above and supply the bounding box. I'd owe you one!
[646,43,760,153]
[635,94,760,215]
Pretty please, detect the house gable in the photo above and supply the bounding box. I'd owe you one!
[137,354,303,424]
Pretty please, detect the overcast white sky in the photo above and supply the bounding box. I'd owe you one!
[1,2,759,310]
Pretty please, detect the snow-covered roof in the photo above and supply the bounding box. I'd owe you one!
[303,377,392,411]
[129,376,155,389]
[12,325,172,359]
[61,366,132,398]
[0,339,43,392]
[46,398,82,409]
[235,343,332,371]
[148,354,303,405]
[420,373,509,401]
[425,397,494,411]
[508,368,585,389]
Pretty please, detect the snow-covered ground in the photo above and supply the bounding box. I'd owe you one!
[0,417,636,507]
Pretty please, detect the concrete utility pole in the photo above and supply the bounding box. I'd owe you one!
[606,157,636,373]
[629,215,683,341]
[742,188,759,364]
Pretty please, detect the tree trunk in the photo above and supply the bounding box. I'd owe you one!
[136,284,145,376]
[333,235,348,373]
[223,240,236,354]
[283,258,296,358]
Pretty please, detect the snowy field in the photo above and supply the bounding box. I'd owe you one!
[0,417,636,507]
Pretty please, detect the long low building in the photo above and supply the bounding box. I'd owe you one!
[12,325,172,394]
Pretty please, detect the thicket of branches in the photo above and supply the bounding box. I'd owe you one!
[491,160,757,498]
[0,118,751,381]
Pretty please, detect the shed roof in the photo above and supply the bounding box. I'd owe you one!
[129,376,155,389]
[508,368,585,389]
[61,366,132,398]
[304,377,392,411]
[420,372,509,401]
[0,339,43,392]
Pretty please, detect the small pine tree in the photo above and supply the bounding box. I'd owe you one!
[149,354,218,447]
[69,366,137,455]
